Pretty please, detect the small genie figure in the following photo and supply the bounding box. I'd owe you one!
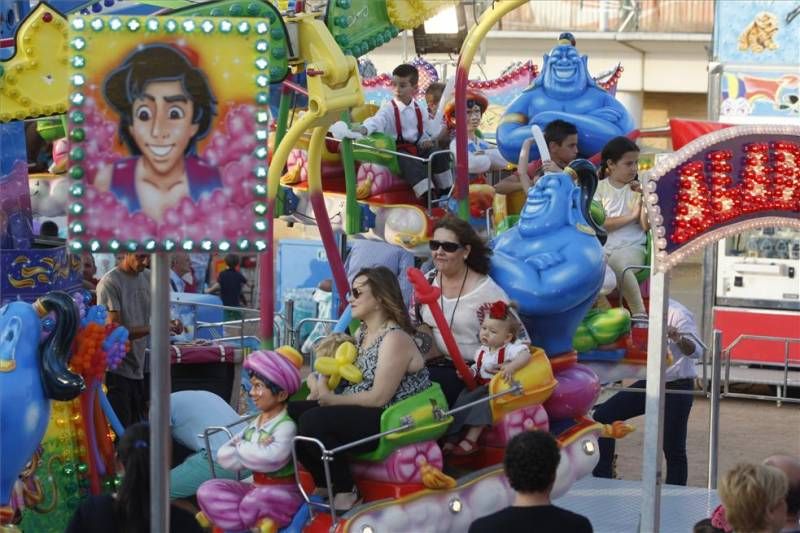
[490,160,606,357]
[496,33,634,163]
[1,292,84,515]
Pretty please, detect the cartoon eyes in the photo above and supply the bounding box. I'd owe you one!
[135,105,152,122]
[168,106,185,120]
[134,105,186,122]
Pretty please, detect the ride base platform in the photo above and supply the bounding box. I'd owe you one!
[554,476,719,533]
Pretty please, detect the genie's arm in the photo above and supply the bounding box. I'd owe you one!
[496,94,535,163]
[491,237,606,315]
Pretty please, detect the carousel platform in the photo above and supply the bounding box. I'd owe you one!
[554,476,719,533]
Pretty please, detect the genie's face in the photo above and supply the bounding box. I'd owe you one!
[543,45,588,99]
[0,303,39,374]
[518,172,574,237]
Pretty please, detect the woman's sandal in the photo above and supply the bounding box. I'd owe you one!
[451,437,479,457]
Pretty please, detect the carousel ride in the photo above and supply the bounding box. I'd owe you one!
[0,0,681,532]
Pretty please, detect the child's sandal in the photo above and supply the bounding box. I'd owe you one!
[451,437,479,457]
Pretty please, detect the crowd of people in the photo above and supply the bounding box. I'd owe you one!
[53,62,797,532]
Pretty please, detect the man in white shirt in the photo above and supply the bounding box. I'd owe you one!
[592,298,700,485]
[356,64,452,200]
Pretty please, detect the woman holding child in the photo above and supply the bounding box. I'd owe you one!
[416,216,529,407]
[289,266,430,512]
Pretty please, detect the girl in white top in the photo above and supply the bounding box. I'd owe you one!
[594,137,649,318]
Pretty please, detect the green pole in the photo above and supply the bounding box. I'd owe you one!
[340,112,361,235]
[272,80,294,217]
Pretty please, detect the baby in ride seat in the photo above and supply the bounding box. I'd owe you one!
[444,301,531,456]
[196,350,302,532]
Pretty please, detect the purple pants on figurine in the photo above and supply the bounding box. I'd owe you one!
[197,478,303,531]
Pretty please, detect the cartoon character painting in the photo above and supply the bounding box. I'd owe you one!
[738,11,779,53]
[94,44,222,223]
[496,34,634,163]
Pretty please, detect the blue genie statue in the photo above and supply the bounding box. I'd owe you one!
[490,160,606,357]
[0,291,84,512]
[496,33,635,163]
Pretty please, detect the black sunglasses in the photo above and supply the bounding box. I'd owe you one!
[348,286,364,300]
[466,99,482,109]
[429,240,462,253]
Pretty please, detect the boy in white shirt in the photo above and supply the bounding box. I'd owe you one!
[355,64,452,200]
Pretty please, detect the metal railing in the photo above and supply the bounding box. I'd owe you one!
[201,414,258,479]
[721,334,800,405]
[329,135,455,211]
[288,383,524,526]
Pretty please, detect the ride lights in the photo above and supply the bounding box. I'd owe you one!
[642,125,800,273]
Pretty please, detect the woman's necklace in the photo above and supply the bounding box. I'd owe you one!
[440,267,469,332]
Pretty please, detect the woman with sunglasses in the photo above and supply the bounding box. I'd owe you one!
[416,216,528,407]
[288,267,430,512]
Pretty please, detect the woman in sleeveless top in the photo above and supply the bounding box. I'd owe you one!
[289,267,430,512]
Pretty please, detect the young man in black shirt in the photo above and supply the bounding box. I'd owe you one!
[469,430,593,533]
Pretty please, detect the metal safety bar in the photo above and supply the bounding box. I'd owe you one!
[294,317,338,353]
[291,436,339,526]
[322,133,455,211]
[201,413,258,479]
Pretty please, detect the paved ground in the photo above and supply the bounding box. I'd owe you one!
[609,388,800,487]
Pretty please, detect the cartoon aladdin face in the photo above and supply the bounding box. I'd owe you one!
[128,80,200,179]
[93,44,222,223]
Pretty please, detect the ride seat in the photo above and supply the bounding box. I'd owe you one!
[352,383,451,462]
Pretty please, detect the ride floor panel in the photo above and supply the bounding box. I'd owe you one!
[553,477,719,533]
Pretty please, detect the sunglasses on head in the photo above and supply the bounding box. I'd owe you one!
[466,99,482,109]
[429,240,462,253]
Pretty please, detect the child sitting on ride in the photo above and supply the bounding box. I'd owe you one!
[306,332,357,400]
[425,82,451,150]
[593,136,649,321]
[443,301,532,456]
[354,64,452,200]
[445,89,509,180]
[196,349,303,532]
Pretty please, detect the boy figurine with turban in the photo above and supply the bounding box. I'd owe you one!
[197,349,303,531]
